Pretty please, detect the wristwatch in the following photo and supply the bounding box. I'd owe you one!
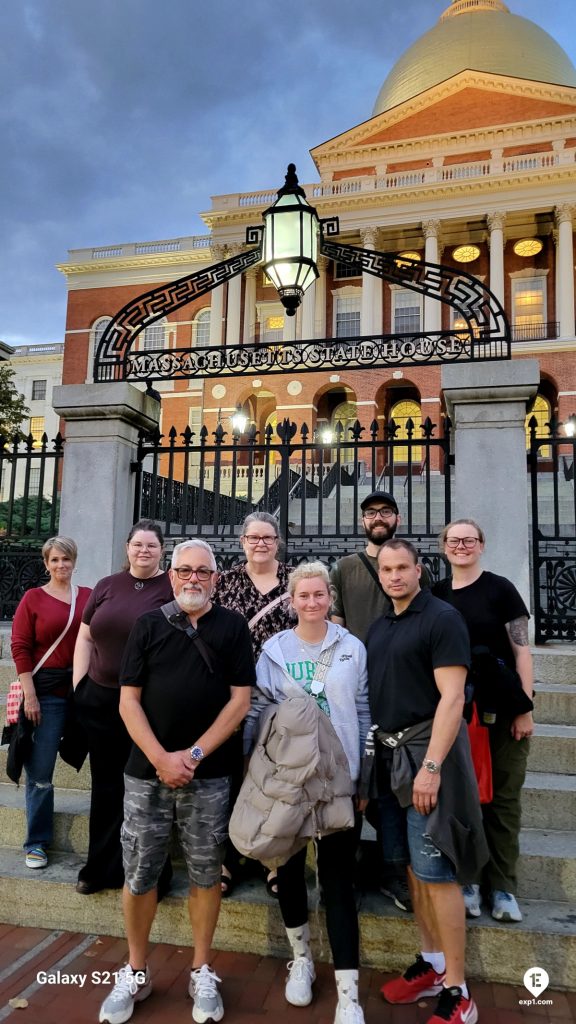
[422,758,441,774]
[190,745,205,764]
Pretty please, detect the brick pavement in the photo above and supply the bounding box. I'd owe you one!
[0,926,573,1024]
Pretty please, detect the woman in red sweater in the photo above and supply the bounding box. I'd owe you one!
[11,536,91,869]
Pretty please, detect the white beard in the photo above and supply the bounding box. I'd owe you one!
[175,590,210,614]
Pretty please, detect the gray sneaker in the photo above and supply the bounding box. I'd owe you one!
[99,965,152,1024]
[188,964,224,1023]
[462,883,481,918]
[491,890,522,922]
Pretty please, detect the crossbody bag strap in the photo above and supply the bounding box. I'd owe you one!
[32,585,78,675]
[310,639,338,688]
[247,592,290,631]
[357,551,385,594]
[161,600,215,674]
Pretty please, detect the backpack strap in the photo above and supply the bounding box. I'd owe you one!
[357,551,385,594]
[161,600,215,674]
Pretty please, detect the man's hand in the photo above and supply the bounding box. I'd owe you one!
[511,711,534,741]
[155,750,195,789]
[412,766,441,815]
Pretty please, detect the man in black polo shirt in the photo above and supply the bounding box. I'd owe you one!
[366,539,486,1024]
[98,539,254,1024]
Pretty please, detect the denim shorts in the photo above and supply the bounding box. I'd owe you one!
[378,795,456,884]
[122,774,230,895]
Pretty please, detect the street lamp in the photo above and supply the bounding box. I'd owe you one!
[564,413,576,438]
[231,405,248,434]
[262,163,319,317]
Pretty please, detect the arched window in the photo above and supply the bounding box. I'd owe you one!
[526,394,551,458]
[390,399,422,463]
[142,317,167,351]
[87,316,112,382]
[194,308,211,346]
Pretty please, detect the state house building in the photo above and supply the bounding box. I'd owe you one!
[58,0,576,456]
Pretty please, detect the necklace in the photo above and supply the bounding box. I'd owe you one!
[133,567,162,591]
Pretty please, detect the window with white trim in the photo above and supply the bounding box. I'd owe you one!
[194,309,211,346]
[335,296,360,338]
[88,316,112,382]
[393,289,422,333]
[142,318,167,351]
[512,276,546,326]
[32,379,47,401]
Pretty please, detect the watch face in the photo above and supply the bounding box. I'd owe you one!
[190,746,204,762]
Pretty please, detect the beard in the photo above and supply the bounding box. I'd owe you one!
[365,519,397,546]
[175,589,210,613]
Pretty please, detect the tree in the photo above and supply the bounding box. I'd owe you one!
[0,361,29,438]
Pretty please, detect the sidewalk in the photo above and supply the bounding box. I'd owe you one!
[0,925,573,1023]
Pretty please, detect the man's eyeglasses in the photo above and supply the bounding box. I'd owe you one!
[445,537,480,550]
[172,566,215,581]
[242,535,278,546]
[363,508,396,520]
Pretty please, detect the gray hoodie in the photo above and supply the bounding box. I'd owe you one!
[246,621,371,782]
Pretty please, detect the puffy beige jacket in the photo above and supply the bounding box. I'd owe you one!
[229,694,355,870]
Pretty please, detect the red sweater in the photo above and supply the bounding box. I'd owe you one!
[11,586,92,675]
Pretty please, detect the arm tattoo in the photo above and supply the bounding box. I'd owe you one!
[508,616,529,646]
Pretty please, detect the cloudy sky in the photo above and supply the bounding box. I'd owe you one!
[2,0,576,347]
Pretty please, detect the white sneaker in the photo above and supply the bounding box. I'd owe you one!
[99,965,152,1024]
[285,956,315,1006]
[462,884,481,918]
[334,1001,365,1024]
[491,890,522,922]
[188,964,224,1023]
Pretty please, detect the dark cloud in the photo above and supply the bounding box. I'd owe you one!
[0,0,575,344]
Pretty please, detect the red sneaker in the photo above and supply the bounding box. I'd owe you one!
[427,986,478,1023]
[380,954,445,1004]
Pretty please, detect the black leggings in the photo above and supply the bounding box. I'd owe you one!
[276,826,359,969]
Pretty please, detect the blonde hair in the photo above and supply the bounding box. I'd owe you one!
[42,536,78,564]
[439,518,485,548]
[287,561,331,598]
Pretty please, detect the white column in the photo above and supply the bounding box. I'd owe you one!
[52,384,160,587]
[283,310,297,342]
[242,268,257,344]
[423,220,441,333]
[225,254,242,346]
[555,204,575,338]
[487,211,506,306]
[315,256,328,338]
[301,279,316,339]
[360,227,381,336]
[209,245,227,347]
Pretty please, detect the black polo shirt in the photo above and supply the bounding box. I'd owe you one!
[366,588,471,733]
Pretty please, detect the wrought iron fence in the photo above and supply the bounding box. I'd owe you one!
[512,321,559,342]
[528,418,576,642]
[0,431,64,619]
[134,416,453,579]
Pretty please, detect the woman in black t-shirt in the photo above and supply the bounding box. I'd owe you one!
[433,518,534,925]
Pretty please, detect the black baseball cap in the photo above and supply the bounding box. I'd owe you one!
[360,491,399,514]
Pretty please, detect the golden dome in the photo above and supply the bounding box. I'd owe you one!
[373,0,576,115]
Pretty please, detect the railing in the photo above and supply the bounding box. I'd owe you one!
[133,418,453,573]
[512,322,560,342]
[66,236,211,263]
[528,419,576,643]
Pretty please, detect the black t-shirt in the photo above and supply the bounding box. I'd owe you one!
[120,603,256,780]
[432,571,528,669]
[366,588,471,733]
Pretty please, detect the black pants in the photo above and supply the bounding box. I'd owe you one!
[276,825,360,969]
[74,675,131,888]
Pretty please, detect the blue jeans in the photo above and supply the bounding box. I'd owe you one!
[378,794,456,884]
[23,695,67,851]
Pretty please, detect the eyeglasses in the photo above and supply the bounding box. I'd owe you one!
[445,537,480,550]
[242,535,278,546]
[172,566,215,581]
[363,508,396,520]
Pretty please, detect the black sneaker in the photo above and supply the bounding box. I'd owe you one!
[427,985,478,1023]
[380,875,413,912]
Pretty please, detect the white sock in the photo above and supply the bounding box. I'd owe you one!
[450,981,469,999]
[422,951,446,974]
[286,923,312,960]
[335,969,359,1007]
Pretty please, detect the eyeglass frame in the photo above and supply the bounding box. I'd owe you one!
[241,534,279,546]
[362,507,397,520]
[444,537,481,550]
[171,566,216,581]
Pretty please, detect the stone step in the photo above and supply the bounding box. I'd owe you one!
[522,772,576,830]
[533,682,576,724]
[532,647,576,686]
[529,724,576,773]
[0,744,92,791]
[1,783,574,901]
[0,845,574,988]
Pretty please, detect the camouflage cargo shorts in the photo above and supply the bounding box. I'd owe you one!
[122,773,230,895]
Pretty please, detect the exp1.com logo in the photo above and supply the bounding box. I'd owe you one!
[519,967,553,1007]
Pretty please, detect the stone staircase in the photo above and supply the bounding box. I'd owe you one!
[0,647,575,990]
